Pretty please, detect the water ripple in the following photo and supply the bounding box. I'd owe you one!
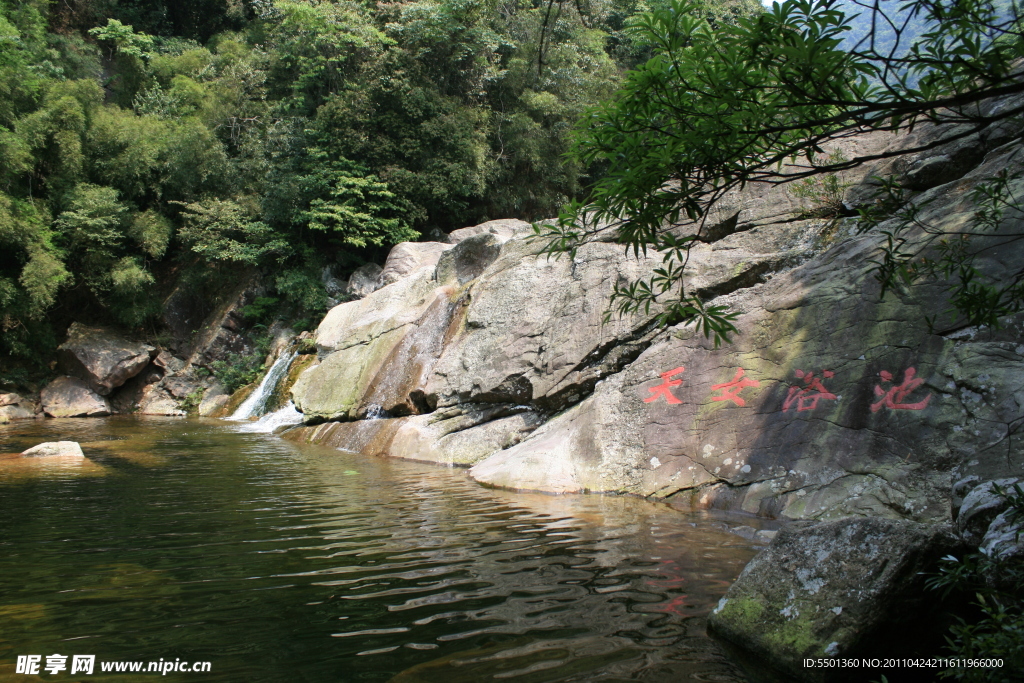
[0,417,757,682]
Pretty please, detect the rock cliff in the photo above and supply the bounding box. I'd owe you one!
[288,127,1024,527]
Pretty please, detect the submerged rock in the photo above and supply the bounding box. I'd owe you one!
[40,376,111,418]
[21,441,85,458]
[707,517,961,681]
[57,323,157,396]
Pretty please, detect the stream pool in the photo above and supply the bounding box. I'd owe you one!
[1,417,757,682]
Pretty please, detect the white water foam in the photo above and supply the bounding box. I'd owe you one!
[229,350,298,420]
[236,401,304,433]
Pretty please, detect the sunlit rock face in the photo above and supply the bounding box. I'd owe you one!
[40,376,111,418]
[466,142,1024,524]
[292,111,1024,525]
[21,441,85,458]
[0,393,36,422]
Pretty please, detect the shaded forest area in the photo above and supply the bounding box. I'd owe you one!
[0,0,761,384]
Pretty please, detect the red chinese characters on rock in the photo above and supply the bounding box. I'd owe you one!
[871,367,932,412]
[642,362,934,415]
[710,368,760,407]
[783,369,838,412]
[644,366,685,404]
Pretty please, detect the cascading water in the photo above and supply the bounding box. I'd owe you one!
[236,401,304,433]
[229,349,298,420]
[364,404,388,420]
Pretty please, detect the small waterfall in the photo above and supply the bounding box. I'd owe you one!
[229,350,298,420]
[364,404,388,420]
[236,401,304,433]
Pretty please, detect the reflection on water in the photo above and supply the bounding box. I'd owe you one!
[0,418,756,682]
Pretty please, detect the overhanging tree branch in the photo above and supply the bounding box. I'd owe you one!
[536,0,1024,344]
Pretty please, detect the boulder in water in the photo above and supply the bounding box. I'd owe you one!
[21,441,85,458]
[0,393,36,422]
[707,517,961,681]
[40,376,112,418]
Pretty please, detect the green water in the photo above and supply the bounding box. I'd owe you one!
[0,417,756,682]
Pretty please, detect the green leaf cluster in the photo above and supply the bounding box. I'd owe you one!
[2,0,740,381]
[927,484,1024,681]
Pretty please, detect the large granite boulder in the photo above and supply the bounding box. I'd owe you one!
[290,98,1024,530]
[466,144,1024,524]
[57,323,157,396]
[40,376,111,417]
[707,517,961,682]
[447,218,531,244]
[292,266,452,422]
[21,441,85,458]
[377,241,453,288]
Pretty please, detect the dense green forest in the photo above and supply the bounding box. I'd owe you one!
[0,0,759,382]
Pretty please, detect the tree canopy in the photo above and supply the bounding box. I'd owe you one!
[7,0,738,382]
[537,0,1024,343]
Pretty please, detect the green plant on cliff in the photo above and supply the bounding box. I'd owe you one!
[928,485,1024,681]
[209,330,273,393]
[176,388,205,415]
[536,0,1024,344]
[790,150,851,220]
